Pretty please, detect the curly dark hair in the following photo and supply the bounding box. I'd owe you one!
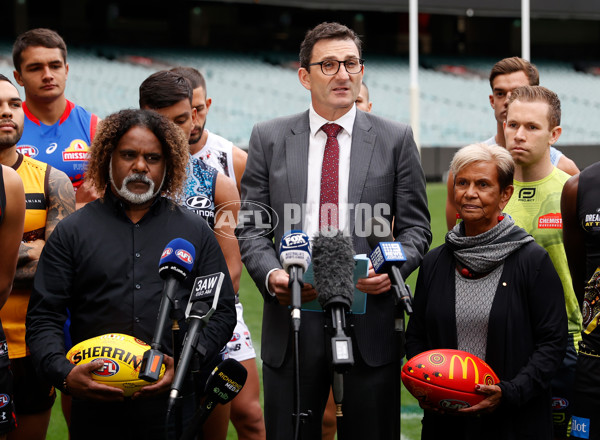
[86,109,188,199]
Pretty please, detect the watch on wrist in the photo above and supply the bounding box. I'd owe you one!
[62,378,70,395]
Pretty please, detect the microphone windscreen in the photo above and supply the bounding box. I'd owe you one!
[365,217,393,250]
[205,358,248,404]
[312,229,354,310]
[158,238,196,280]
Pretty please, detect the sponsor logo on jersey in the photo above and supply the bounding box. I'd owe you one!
[62,139,90,162]
[571,416,591,439]
[583,211,600,232]
[230,332,241,343]
[0,394,9,409]
[92,358,120,377]
[518,188,536,200]
[538,213,562,229]
[551,397,569,410]
[186,195,212,210]
[16,145,38,158]
[25,193,47,210]
[46,143,58,154]
[244,331,253,348]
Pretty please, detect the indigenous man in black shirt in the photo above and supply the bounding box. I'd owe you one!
[25,109,236,439]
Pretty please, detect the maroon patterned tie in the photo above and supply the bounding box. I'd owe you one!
[319,123,343,230]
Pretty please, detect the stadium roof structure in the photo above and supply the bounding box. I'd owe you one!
[213,0,600,20]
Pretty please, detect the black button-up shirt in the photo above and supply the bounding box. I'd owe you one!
[26,190,236,388]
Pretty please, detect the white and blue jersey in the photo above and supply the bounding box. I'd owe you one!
[16,100,98,189]
[183,155,218,228]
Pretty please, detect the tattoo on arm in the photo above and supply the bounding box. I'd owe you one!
[14,242,41,289]
[13,169,75,290]
[17,242,32,266]
[46,168,76,239]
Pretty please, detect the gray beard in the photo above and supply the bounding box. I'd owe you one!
[109,164,165,205]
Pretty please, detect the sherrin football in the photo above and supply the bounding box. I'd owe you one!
[66,333,165,397]
[401,349,499,411]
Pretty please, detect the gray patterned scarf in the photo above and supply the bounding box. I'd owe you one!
[445,215,534,274]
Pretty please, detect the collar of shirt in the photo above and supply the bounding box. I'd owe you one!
[104,186,166,220]
[308,104,356,138]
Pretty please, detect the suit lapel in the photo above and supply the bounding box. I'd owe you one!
[285,112,310,206]
[349,112,376,234]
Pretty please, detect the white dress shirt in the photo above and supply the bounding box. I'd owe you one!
[304,104,356,240]
[265,104,357,294]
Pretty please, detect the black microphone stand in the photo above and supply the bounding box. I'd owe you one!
[167,316,208,440]
[170,297,185,440]
[139,277,186,439]
[288,266,311,440]
[389,270,413,440]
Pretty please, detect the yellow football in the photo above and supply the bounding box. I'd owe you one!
[66,333,165,397]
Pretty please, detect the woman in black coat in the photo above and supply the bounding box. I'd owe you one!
[405,143,567,439]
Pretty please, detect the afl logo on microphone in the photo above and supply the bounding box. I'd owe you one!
[186,195,212,210]
[92,359,119,377]
[176,249,193,264]
[161,247,173,259]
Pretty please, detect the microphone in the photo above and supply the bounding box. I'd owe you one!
[366,217,413,315]
[168,272,225,411]
[179,358,248,440]
[279,230,311,331]
[313,229,355,417]
[312,229,355,371]
[139,238,196,382]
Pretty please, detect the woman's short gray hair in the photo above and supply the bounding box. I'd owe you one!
[450,143,515,190]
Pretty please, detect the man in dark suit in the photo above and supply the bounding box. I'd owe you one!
[236,22,431,440]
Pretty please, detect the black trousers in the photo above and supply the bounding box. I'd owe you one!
[69,393,195,440]
[571,346,600,440]
[263,334,398,440]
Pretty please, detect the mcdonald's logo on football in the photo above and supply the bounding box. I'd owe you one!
[449,354,479,383]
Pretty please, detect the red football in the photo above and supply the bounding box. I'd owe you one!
[401,349,500,410]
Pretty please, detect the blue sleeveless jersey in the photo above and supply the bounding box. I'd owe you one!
[183,155,218,229]
[16,100,98,189]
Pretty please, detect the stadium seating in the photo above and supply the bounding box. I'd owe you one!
[1,43,599,147]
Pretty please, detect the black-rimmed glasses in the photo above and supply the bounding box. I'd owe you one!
[308,58,364,76]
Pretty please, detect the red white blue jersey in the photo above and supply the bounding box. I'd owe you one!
[16,100,98,189]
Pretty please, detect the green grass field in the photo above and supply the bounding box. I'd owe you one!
[47,182,447,439]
